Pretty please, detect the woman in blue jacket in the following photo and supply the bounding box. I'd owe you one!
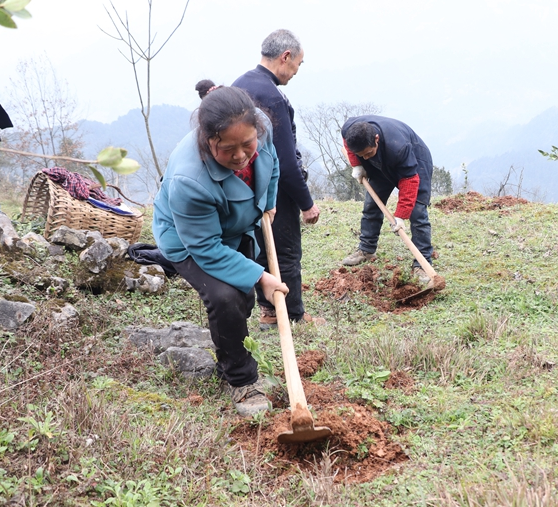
[152,86,288,417]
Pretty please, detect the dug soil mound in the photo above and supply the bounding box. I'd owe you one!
[435,191,529,214]
[231,351,410,484]
[314,263,437,312]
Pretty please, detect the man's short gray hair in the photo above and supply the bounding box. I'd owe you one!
[261,29,302,59]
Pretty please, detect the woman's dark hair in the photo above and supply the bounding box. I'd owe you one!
[196,86,267,159]
[195,79,216,99]
[345,122,378,153]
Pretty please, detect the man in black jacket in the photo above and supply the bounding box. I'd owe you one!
[233,29,324,329]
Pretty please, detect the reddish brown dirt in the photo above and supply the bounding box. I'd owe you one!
[314,263,438,312]
[231,351,409,484]
[296,349,326,377]
[435,191,529,214]
[186,393,204,406]
[384,370,415,394]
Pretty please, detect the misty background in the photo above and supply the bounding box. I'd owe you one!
[2,0,557,202]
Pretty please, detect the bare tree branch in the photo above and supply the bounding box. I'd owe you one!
[4,55,85,188]
[299,102,381,200]
[100,0,191,183]
[0,147,96,165]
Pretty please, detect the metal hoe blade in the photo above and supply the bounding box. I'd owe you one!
[278,424,333,444]
[396,286,433,304]
[278,404,333,444]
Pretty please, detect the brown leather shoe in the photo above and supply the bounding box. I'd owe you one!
[342,249,376,266]
[259,306,277,331]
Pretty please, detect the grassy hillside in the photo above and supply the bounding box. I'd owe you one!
[1,194,558,506]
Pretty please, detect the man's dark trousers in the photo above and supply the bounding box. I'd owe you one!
[359,172,433,267]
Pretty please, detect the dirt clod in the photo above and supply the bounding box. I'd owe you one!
[384,370,415,393]
[435,191,529,214]
[231,352,409,483]
[315,263,437,312]
[232,378,408,484]
[296,349,326,377]
[431,274,446,291]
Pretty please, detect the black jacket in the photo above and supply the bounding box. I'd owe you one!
[0,105,13,140]
[232,66,313,212]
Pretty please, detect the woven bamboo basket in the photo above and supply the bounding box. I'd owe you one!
[21,172,144,243]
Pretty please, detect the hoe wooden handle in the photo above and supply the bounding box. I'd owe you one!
[261,212,312,423]
[361,178,437,279]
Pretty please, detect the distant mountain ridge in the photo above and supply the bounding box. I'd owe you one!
[80,104,193,159]
[450,106,558,202]
[79,104,193,203]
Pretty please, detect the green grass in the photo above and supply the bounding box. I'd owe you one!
[1,195,558,506]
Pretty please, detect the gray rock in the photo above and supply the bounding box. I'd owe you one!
[140,265,165,276]
[106,237,129,258]
[124,265,166,294]
[0,299,35,330]
[47,243,66,261]
[158,347,216,378]
[0,211,20,250]
[86,231,104,242]
[124,321,213,354]
[14,240,36,256]
[137,273,166,294]
[16,232,51,258]
[51,226,87,251]
[48,276,69,295]
[51,303,79,329]
[124,276,139,291]
[79,238,113,273]
[48,244,65,256]
[20,232,50,246]
[137,265,166,294]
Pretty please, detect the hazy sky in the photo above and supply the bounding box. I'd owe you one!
[4,0,558,168]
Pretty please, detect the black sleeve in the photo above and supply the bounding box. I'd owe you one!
[0,105,13,130]
[266,97,314,211]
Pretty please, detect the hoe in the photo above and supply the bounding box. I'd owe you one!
[261,212,332,444]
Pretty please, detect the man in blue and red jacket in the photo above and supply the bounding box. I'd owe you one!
[341,115,433,282]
